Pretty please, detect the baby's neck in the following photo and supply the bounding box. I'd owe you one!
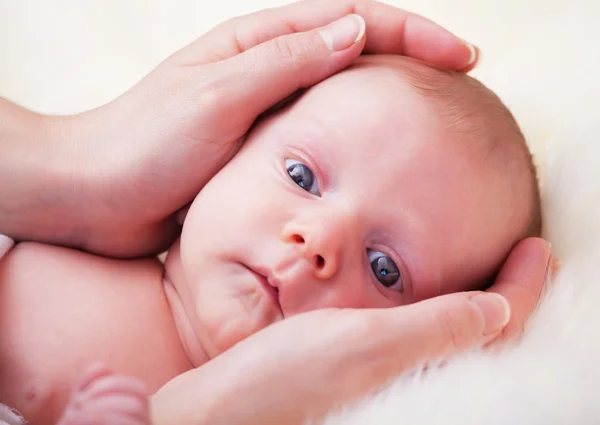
[163,240,210,367]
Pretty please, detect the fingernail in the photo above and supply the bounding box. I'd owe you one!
[547,254,561,279]
[470,293,511,336]
[542,242,554,277]
[551,256,561,274]
[319,14,365,52]
[463,41,479,67]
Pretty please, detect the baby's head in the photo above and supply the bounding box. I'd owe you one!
[175,55,541,357]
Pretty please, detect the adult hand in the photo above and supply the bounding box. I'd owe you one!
[2,0,478,257]
[151,238,551,425]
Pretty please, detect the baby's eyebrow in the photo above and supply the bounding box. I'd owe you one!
[279,116,338,183]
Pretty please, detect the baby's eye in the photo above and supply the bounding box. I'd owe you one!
[285,158,320,196]
[367,249,402,292]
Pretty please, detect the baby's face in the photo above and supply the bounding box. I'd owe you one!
[179,59,527,355]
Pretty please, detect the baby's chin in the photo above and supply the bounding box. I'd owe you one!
[201,307,279,356]
[191,287,283,358]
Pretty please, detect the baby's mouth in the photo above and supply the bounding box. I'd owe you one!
[242,263,282,314]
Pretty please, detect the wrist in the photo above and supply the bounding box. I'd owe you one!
[150,362,226,425]
[0,99,92,246]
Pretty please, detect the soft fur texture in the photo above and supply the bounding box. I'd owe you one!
[1,1,599,424]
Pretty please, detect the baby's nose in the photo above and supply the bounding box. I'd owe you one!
[282,224,341,281]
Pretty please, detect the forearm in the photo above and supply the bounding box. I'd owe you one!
[151,353,274,425]
[0,98,89,246]
[150,360,230,425]
[0,90,189,257]
[150,338,329,425]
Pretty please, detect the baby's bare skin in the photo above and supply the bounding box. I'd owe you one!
[0,243,191,425]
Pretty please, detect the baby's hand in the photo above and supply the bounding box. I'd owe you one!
[0,235,14,260]
[57,364,150,425]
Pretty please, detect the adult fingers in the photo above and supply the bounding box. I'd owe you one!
[201,15,366,129]
[177,0,477,71]
[487,237,552,342]
[368,291,510,372]
[151,294,509,425]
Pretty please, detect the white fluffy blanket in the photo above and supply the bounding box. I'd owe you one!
[1,1,599,424]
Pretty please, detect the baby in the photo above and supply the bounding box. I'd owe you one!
[0,55,541,425]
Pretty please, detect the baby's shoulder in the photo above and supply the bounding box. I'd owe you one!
[0,241,183,424]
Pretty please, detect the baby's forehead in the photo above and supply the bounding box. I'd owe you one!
[284,63,441,150]
[300,59,426,113]
[272,60,485,177]
[270,63,479,192]
[284,56,518,173]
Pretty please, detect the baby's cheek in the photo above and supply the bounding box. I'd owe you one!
[180,187,233,259]
[195,283,280,356]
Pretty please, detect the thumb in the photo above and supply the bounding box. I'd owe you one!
[383,292,511,366]
[213,14,366,119]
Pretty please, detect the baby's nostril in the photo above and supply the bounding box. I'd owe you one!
[292,234,305,244]
[316,255,325,268]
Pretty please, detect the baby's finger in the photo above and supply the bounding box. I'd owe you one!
[74,363,114,393]
[82,375,148,401]
[0,235,15,259]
